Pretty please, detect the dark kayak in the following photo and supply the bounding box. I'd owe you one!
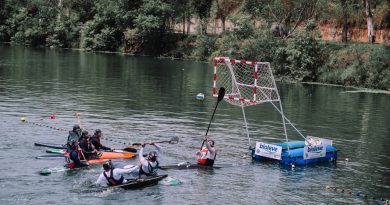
[159,162,232,170]
[105,175,168,190]
[34,142,66,149]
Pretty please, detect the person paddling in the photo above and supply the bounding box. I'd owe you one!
[67,124,82,148]
[90,129,111,151]
[124,141,163,178]
[79,130,100,160]
[196,136,216,166]
[96,160,135,186]
[64,139,89,168]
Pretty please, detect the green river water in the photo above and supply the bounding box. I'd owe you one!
[0,44,389,204]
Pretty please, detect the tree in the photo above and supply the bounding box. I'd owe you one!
[213,0,243,32]
[363,0,375,43]
[192,0,212,34]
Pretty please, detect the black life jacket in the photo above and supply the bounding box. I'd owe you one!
[139,160,159,177]
[103,169,124,186]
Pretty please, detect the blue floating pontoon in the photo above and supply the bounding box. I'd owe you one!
[251,141,338,165]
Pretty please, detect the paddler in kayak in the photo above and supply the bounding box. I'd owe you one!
[196,136,216,166]
[90,129,111,151]
[124,141,162,178]
[65,139,89,168]
[96,160,135,186]
[79,130,100,160]
[67,124,82,148]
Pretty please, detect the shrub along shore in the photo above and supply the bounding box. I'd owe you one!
[1,1,389,90]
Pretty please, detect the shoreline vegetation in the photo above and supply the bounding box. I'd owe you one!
[1,0,389,90]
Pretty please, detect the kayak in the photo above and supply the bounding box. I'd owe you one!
[104,175,168,190]
[39,159,107,175]
[35,142,137,153]
[159,162,232,170]
[45,149,136,159]
[36,154,65,159]
[35,142,66,149]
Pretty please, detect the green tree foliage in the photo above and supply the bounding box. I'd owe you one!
[0,0,389,89]
[319,44,390,89]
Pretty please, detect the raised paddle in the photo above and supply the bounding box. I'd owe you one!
[132,136,179,146]
[113,147,138,153]
[200,87,225,150]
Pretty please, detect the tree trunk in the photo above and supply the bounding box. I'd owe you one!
[57,0,63,21]
[187,14,191,35]
[221,16,226,32]
[364,0,375,43]
[182,16,185,35]
[341,0,348,42]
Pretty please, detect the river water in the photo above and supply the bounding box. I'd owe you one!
[0,44,389,204]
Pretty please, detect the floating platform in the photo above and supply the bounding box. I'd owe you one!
[251,141,337,166]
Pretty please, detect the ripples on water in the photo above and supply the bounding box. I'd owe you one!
[0,45,389,204]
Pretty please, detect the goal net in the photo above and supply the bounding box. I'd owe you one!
[213,57,280,106]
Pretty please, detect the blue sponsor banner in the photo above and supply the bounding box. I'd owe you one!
[255,142,282,160]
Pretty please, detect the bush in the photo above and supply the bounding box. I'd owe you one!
[318,44,390,90]
[273,35,323,81]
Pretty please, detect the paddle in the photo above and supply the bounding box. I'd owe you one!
[200,87,225,150]
[113,147,138,153]
[132,136,179,146]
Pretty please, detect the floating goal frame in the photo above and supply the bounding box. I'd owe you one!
[213,57,306,152]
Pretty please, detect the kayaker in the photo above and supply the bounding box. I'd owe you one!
[90,129,111,151]
[96,160,135,186]
[196,136,216,166]
[137,142,162,177]
[64,139,89,168]
[79,130,100,160]
[67,124,82,148]
[124,141,162,178]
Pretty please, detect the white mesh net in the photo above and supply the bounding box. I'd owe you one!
[213,57,280,107]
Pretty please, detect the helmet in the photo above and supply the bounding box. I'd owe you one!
[95,129,101,134]
[73,124,80,131]
[148,151,158,162]
[208,140,215,147]
[82,130,89,137]
[103,160,112,171]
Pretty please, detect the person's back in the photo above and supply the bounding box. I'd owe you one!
[96,161,134,186]
[67,125,81,148]
[65,140,88,168]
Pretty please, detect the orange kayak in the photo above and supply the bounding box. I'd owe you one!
[99,152,135,159]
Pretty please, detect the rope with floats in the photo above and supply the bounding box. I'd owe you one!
[20,117,136,146]
[324,185,389,204]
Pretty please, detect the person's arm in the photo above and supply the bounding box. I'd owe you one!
[95,173,106,186]
[205,140,215,156]
[152,143,163,157]
[101,145,111,150]
[114,168,138,175]
[138,147,148,166]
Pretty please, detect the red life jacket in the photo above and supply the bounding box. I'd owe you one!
[64,150,81,168]
[197,148,209,165]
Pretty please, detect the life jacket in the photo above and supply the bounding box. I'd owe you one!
[139,160,159,177]
[103,169,124,186]
[64,150,82,168]
[197,147,216,166]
